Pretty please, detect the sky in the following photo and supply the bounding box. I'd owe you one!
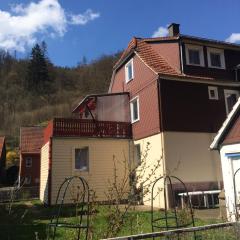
[0,0,240,67]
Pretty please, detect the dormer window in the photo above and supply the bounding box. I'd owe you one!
[125,59,134,83]
[185,44,204,67]
[207,48,225,69]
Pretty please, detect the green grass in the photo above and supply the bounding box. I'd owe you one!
[0,200,236,240]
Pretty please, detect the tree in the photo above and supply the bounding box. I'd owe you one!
[26,42,52,95]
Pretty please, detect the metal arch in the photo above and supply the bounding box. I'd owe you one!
[233,167,240,220]
[47,176,90,240]
[151,175,196,239]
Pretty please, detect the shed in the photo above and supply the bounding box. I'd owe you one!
[210,97,240,221]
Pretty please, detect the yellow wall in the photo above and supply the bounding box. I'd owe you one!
[134,133,166,208]
[40,142,49,203]
[50,137,132,204]
[164,132,222,185]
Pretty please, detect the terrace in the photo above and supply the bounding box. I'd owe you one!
[44,93,132,142]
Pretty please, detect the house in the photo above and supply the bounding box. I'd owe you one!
[40,93,133,205]
[0,137,6,183]
[109,23,240,207]
[210,98,240,221]
[19,127,44,189]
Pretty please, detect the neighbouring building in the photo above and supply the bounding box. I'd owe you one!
[19,127,44,189]
[109,23,240,207]
[0,137,6,183]
[40,93,133,205]
[210,98,240,221]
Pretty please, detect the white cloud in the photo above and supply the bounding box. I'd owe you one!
[226,33,240,43]
[69,9,100,25]
[0,0,100,52]
[152,26,168,38]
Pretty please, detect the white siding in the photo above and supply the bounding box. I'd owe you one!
[40,142,49,203]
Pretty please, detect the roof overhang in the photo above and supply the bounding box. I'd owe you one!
[72,92,129,114]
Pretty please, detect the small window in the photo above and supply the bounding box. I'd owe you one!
[208,86,218,100]
[224,89,239,115]
[134,144,141,165]
[26,157,32,167]
[185,44,204,66]
[25,176,31,185]
[207,47,225,69]
[130,97,140,123]
[75,147,89,171]
[125,59,134,83]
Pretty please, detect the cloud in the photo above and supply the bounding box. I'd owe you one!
[69,9,100,25]
[152,26,168,38]
[226,33,240,43]
[0,0,100,52]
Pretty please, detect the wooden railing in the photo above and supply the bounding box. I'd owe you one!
[45,118,132,140]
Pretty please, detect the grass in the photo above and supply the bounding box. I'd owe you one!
[0,200,237,240]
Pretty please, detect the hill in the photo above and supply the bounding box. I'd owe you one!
[0,44,121,147]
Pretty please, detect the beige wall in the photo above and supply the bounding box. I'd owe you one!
[40,142,49,203]
[134,133,165,208]
[50,137,132,204]
[164,132,222,185]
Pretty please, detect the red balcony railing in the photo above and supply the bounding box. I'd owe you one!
[44,118,132,143]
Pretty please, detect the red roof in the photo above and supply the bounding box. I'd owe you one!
[113,36,235,82]
[20,127,44,154]
[0,137,5,158]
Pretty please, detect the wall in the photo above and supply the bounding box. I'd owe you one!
[160,79,240,133]
[111,54,160,140]
[20,153,40,186]
[40,142,50,203]
[50,137,132,204]
[134,133,166,208]
[164,131,222,190]
[220,143,240,222]
[182,42,240,81]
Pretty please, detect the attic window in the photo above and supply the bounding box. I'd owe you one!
[207,48,225,69]
[208,86,218,100]
[125,59,134,83]
[185,44,204,67]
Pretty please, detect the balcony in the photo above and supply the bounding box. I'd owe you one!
[44,118,132,143]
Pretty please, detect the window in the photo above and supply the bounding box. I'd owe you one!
[25,176,31,185]
[26,157,32,167]
[75,147,89,171]
[207,47,225,69]
[185,44,204,66]
[125,59,134,83]
[134,144,141,165]
[208,86,218,100]
[224,89,240,115]
[130,96,140,123]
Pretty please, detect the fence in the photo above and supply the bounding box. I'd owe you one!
[102,222,239,240]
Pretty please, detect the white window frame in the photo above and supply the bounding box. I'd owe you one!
[130,96,140,123]
[185,44,204,67]
[73,147,89,171]
[208,86,219,100]
[224,89,240,115]
[125,59,134,83]
[207,47,225,69]
[26,157,32,168]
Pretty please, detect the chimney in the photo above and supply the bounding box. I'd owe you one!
[168,23,180,37]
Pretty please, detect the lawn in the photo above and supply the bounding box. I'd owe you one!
[0,200,237,240]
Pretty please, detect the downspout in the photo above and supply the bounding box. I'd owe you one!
[179,36,184,74]
[157,77,168,208]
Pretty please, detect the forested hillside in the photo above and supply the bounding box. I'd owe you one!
[0,42,121,146]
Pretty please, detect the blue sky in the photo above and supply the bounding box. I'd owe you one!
[0,0,239,67]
